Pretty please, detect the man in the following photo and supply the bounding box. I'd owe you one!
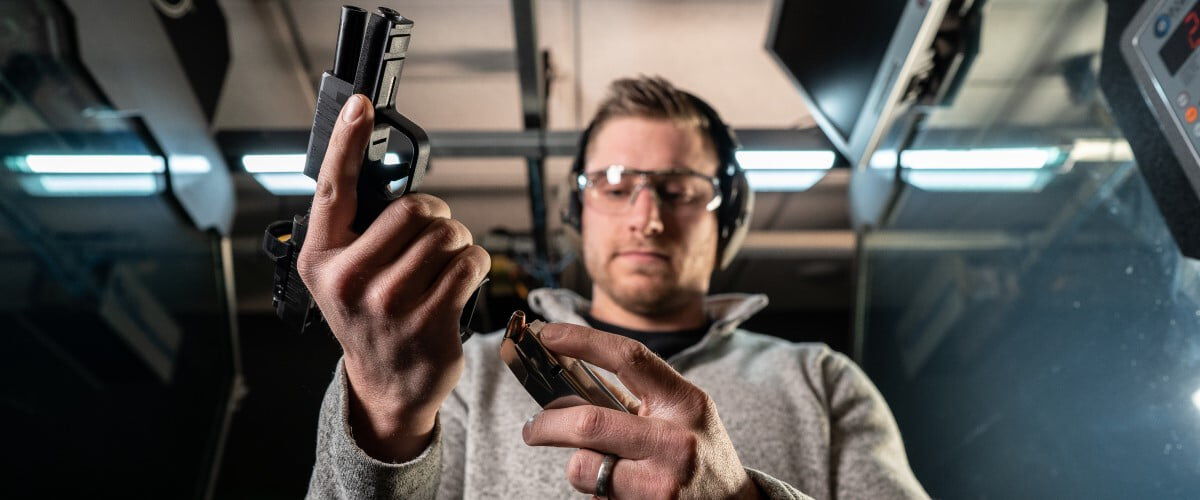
[302,76,927,499]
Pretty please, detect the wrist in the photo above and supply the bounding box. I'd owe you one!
[344,367,438,462]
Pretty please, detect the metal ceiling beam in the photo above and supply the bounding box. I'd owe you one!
[211,127,836,159]
[512,0,546,130]
[510,0,556,286]
[271,0,318,113]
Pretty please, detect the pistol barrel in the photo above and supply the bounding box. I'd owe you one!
[333,6,367,81]
[353,11,392,101]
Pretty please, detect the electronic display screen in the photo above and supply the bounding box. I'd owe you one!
[1159,1,1200,75]
[770,1,908,139]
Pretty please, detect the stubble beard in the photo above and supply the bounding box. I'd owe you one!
[594,263,695,318]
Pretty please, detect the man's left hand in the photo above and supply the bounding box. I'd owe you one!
[522,323,761,499]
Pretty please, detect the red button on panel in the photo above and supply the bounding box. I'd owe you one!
[1187,106,1198,124]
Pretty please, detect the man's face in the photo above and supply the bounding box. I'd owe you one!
[581,116,720,317]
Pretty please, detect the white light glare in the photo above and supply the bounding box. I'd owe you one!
[23,155,165,174]
[734,150,834,192]
[904,171,1047,192]
[900,148,1060,170]
[869,150,899,169]
[253,173,316,195]
[745,170,828,192]
[1192,388,1200,413]
[21,174,159,196]
[168,155,213,174]
[242,154,305,173]
[242,152,401,174]
[735,150,836,170]
[1069,139,1134,163]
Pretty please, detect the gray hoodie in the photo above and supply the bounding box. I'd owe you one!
[307,289,929,499]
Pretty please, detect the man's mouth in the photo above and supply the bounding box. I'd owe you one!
[614,250,669,263]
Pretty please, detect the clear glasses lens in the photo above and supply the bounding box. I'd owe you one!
[580,167,718,214]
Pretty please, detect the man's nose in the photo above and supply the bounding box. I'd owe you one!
[626,185,665,236]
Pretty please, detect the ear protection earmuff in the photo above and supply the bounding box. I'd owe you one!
[562,92,753,270]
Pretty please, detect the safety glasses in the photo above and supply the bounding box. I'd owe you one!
[575,165,722,216]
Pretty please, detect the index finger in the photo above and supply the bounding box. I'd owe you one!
[522,405,670,460]
[537,323,692,408]
[305,94,374,252]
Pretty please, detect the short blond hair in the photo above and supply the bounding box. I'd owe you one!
[586,76,714,153]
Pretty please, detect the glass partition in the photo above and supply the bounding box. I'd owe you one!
[0,1,237,497]
[856,0,1200,497]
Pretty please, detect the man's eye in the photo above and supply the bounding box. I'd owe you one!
[602,187,630,198]
[660,185,694,203]
[659,190,685,202]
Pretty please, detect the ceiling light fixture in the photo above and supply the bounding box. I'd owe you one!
[19,154,166,174]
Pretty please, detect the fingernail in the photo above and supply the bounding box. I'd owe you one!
[538,324,560,340]
[522,415,535,441]
[341,95,364,123]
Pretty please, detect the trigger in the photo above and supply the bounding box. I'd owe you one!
[458,277,489,343]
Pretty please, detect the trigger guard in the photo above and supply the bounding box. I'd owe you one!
[458,278,489,343]
[374,107,430,195]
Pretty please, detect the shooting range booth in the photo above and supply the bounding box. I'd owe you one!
[1,0,1198,497]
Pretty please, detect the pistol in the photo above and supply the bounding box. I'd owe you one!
[262,5,484,339]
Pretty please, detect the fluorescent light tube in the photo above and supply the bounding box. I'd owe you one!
[1069,139,1134,163]
[21,155,165,174]
[242,154,305,173]
[904,171,1048,192]
[243,152,402,175]
[253,173,316,195]
[745,170,829,192]
[736,150,835,170]
[900,148,1060,170]
[168,155,213,174]
[21,174,160,196]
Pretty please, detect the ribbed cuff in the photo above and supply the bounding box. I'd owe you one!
[745,466,815,500]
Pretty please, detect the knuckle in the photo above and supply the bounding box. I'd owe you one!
[622,341,657,369]
[447,246,489,282]
[415,193,451,214]
[428,218,467,247]
[325,268,357,303]
[566,452,590,487]
[445,219,473,246]
[405,193,450,219]
[313,177,334,201]
[390,196,435,223]
[312,178,346,209]
[574,407,605,438]
[363,283,393,312]
[296,248,318,281]
[462,245,491,276]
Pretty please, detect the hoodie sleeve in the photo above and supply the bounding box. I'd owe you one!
[305,359,448,499]
[745,467,817,500]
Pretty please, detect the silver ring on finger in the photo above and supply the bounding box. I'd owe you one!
[594,453,618,498]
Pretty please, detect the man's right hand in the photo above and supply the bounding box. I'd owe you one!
[296,94,491,462]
